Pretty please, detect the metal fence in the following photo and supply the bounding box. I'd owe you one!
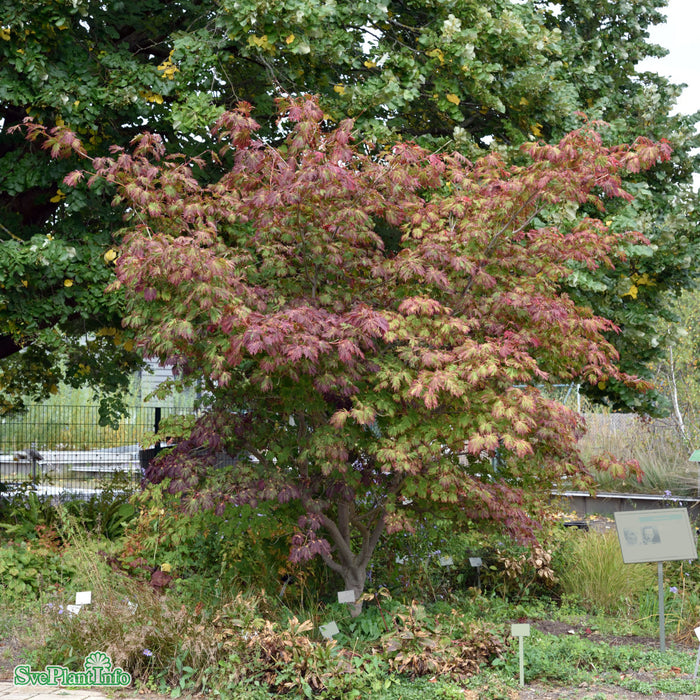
[0,405,192,498]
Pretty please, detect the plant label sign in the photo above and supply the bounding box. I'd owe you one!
[614,508,697,564]
[469,557,482,568]
[319,621,340,640]
[438,555,453,567]
[337,590,355,604]
[511,624,530,687]
[75,591,92,605]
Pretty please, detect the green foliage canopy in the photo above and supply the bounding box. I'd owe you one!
[1,0,699,420]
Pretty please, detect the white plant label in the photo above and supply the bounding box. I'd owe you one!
[337,589,356,604]
[319,621,340,639]
[75,591,92,605]
[438,555,453,567]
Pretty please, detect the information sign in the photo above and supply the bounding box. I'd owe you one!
[614,508,697,564]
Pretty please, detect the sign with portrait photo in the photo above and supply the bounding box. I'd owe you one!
[614,508,698,564]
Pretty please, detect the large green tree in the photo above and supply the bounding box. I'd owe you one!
[2,0,699,418]
[0,0,215,420]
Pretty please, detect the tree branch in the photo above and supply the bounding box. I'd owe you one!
[320,512,356,566]
[464,193,545,293]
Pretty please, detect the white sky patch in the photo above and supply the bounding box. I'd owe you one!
[636,0,700,117]
[635,0,700,188]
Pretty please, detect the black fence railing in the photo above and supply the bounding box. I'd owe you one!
[0,405,193,496]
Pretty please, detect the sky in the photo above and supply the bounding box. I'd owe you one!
[637,0,700,117]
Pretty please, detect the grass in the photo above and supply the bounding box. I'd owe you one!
[558,530,656,615]
[2,437,700,699]
[579,411,698,496]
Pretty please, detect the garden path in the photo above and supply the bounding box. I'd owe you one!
[0,681,112,700]
[0,683,170,700]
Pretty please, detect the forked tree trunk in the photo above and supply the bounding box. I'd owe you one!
[340,564,368,618]
[320,508,385,617]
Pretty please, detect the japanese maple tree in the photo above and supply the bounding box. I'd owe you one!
[60,98,670,611]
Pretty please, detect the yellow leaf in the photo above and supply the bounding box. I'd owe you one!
[64,279,74,287]
[532,123,543,137]
[519,97,528,106]
[333,84,346,95]
[104,249,118,263]
[50,189,66,203]
[597,381,607,390]
[97,327,117,337]
[0,27,10,41]
[247,34,271,49]
[363,60,376,68]
[286,34,295,44]
[49,385,59,395]
[21,280,28,287]
[426,48,445,65]
[160,562,172,573]
[623,284,638,299]
[446,93,460,105]
[140,91,164,104]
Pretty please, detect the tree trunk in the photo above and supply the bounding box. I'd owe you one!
[320,508,385,617]
[340,563,367,618]
[668,346,688,443]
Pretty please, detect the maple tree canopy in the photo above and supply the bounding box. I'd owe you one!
[40,97,671,610]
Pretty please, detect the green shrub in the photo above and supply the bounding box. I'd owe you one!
[61,475,138,540]
[0,542,74,603]
[371,519,561,604]
[0,488,60,541]
[118,483,315,609]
